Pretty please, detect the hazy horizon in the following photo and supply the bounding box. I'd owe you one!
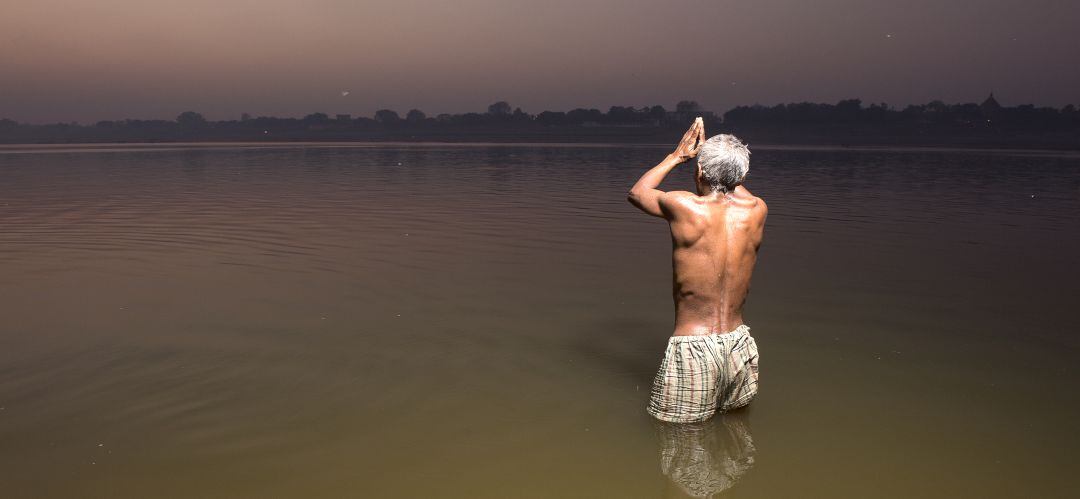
[4,0,1078,124]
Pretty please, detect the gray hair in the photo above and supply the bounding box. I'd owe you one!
[696,134,750,193]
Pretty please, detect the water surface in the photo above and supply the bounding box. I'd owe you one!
[1,143,1078,498]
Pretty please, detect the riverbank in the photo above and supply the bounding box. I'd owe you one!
[3,128,1078,151]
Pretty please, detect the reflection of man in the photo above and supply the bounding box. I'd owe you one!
[628,118,766,423]
[655,415,756,498]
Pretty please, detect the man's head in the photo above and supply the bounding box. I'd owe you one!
[695,134,750,194]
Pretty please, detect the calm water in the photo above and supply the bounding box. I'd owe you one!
[1,143,1078,498]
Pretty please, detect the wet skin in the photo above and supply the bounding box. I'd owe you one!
[628,120,767,336]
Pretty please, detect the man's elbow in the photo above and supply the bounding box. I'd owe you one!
[627,188,642,206]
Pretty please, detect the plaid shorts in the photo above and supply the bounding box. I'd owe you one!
[647,325,759,423]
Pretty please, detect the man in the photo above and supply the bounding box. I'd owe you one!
[628,118,766,423]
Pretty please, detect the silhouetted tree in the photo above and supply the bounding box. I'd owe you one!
[176,111,207,128]
[374,109,401,124]
[607,106,639,123]
[487,101,512,116]
[864,102,890,123]
[535,111,567,126]
[511,107,532,122]
[406,109,427,123]
[832,99,861,123]
[648,105,667,121]
[1064,105,1078,127]
[675,101,702,113]
[458,112,485,125]
[566,108,603,125]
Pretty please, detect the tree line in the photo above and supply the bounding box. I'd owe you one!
[2,97,1078,146]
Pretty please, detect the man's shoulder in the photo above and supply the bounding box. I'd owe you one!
[659,190,698,202]
[752,196,767,216]
[658,191,699,212]
[735,187,767,215]
[745,194,767,230]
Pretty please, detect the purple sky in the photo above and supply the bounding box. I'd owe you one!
[3,0,1077,123]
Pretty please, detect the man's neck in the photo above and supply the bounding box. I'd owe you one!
[695,188,732,201]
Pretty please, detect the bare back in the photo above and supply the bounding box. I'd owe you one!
[659,186,766,336]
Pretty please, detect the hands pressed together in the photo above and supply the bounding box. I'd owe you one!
[671,117,705,162]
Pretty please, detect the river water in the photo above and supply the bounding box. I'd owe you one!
[1,143,1078,498]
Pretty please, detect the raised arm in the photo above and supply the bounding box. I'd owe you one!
[627,118,704,218]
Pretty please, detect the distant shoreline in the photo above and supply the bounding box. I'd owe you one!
[3,129,1078,151]
[2,140,1077,157]
[5,97,1077,150]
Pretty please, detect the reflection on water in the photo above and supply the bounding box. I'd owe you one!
[657,414,756,498]
[0,143,1078,498]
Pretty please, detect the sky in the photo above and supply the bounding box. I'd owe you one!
[2,0,1078,123]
